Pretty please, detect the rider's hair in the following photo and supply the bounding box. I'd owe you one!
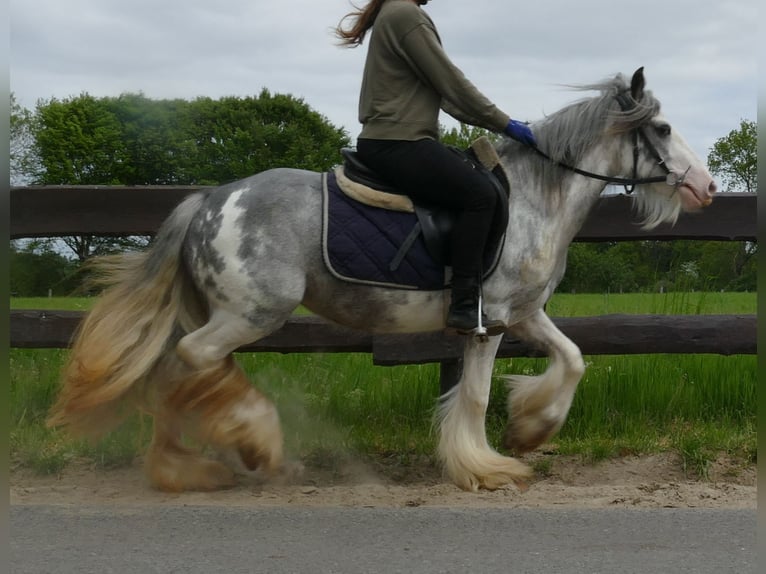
[335,0,388,47]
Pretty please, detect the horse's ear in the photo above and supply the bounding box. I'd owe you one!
[630,67,646,101]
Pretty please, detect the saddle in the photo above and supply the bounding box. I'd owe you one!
[338,136,510,269]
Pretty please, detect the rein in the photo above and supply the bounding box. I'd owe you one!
[527,91,681,194]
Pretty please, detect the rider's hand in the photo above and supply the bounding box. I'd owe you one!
[505,119,537,147]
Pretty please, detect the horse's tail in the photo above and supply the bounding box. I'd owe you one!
[47,193,207,438]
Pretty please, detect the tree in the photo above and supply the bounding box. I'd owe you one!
[696,241,757,291]
[9,242,81,297]
[103,93,195,185]
[184,90,350,184]
[707,119,757,193]
[440,123,497,149]
[558,242,637,293]
[31,91,351,187]
[705,118,758,291]
[34,93,128,185]
[10,93,41,185]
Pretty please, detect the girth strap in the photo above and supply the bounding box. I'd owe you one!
[389,221,422,272]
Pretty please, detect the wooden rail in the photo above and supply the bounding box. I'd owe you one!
[10,187,757,241]
[10,310,756,359]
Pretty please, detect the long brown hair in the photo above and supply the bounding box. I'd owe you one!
[335,0,388,47]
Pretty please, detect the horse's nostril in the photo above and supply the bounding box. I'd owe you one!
[709,181,718,194]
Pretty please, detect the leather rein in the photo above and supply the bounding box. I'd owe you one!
[527,91,687,194]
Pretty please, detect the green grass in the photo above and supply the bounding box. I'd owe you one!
[11,291,758,315]
[10,347,149,474]
[545,291,756,316]
[9,292,757,478]
[240,355,442,462]
[11,297,95,310]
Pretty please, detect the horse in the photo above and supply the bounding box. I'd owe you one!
[48,68,716,492]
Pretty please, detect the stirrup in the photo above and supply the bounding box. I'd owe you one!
[474,292,505,341]
[475,292,489,340]
[445,292,505,341]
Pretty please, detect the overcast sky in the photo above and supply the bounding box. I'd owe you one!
[10,0,758,164]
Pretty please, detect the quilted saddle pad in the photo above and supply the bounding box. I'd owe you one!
[322,170,446,290]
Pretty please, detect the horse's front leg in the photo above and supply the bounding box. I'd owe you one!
[503,308,586,453]
[437,335,531,491]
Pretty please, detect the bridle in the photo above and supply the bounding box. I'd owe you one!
[528,91,689,194]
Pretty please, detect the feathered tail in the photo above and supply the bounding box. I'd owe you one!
[47,193,207,437]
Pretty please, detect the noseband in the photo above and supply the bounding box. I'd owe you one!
[530,91,687,194]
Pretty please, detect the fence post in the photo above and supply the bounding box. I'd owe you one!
[439,358,463,396]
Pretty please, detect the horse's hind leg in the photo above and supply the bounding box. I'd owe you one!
[503,309,586,453]
[437,336,532,491]
[141,346,240,491]
[167,354,284,476]
[145,404,237,492]
[148,310,289,489]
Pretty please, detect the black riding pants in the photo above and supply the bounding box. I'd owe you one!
[356,138,497,281]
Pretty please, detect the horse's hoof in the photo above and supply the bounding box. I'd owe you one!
[503,420,557,454]
[149,458,237,492]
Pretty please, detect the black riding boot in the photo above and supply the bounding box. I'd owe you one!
[446,276,506,336]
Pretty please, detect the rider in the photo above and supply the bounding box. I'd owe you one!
[336,0,537,334]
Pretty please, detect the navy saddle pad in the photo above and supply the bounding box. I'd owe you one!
[322,170,446,290]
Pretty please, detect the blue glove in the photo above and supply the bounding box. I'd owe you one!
[505,119,537,147]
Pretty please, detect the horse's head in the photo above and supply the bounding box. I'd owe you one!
[502,68,718,229]
[617,67,718,228]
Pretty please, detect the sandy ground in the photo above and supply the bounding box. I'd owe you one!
[10,451,756,509]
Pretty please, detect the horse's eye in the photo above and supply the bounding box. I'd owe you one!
[655,123,672,137]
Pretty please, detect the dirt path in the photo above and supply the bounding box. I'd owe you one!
[11,452,756,509]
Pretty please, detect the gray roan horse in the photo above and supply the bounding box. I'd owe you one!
[49,68,716,492]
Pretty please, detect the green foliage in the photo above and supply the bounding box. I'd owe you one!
[439,122,498,148]
[104,93,195,185]
[10,93,41,185]
[558,242,637,293]
[185,90,350,184]
[9,244,81,296]
[707,119,757,193]
[559,240,756,293]
[674,431,714,479]
[30,89,351,187]
[34,93,127,185]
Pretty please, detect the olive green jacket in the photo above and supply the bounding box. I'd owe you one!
[358,0,510,141]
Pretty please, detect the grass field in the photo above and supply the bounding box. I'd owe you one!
[10,292,757,479]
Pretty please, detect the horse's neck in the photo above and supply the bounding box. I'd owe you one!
[504,146,609,246]
[493,151,607,305]
[554,148,614,235]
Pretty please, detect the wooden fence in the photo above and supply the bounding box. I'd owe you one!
[10,187,757,392]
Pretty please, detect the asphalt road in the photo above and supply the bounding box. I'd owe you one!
[10,505,755,574]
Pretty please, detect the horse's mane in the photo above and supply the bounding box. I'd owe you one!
[498,73,661,191]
